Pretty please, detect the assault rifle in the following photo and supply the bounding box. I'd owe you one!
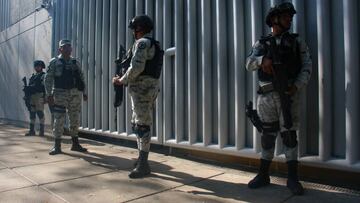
[22,77,32,112]
[267,36,293,130]
[114,45,131,123]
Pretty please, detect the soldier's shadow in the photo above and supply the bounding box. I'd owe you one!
[61,149,163,172]
[45,135,105,146]
[62,151,130,171]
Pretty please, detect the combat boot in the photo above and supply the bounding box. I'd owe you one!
[70,137,88,152]
[287,160,304,195]
[133,151,140,169]
[248,159,271,189]
[49,139,62,155]
[129,151,151,179]
[25,124,35,136]
[39,124,45,137]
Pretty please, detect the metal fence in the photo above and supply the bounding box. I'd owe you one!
[1,0,359,172]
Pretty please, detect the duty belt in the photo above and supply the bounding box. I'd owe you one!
[257,83,274,94]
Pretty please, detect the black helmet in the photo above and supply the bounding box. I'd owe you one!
[266,2,296,27]
[33,60,45,69]
[128,15,153,33]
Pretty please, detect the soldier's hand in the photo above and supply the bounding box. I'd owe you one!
[112,75,122,86]
[286,85,298,96]
[261,57,273,74]
[47,96,54,106]
[83,94,88,101]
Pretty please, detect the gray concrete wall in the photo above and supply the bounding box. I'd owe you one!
[0,0,53,126]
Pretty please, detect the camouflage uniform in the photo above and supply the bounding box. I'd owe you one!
[246,33,312,161]
[45,39,87,155]
[116,15,162,179]
[245,2,311,195]
[121,33,159,153]
[26,71,46,136]
[45,55,85,139]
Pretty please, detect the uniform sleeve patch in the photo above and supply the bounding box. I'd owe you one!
[138,42,147,49]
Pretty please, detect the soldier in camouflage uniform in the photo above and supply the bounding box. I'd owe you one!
[25,60,46,136]
[113,15,161,179]
[245,3,312,195]
[45,39,88,155]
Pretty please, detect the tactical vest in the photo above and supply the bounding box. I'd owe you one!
[258,33,301,82]
[139,37,164,79]
[54,58,85,91]
[29,72,45,93]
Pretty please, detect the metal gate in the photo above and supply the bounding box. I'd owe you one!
[16,0,360,172]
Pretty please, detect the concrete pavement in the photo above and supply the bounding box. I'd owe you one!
[0,123,359,203]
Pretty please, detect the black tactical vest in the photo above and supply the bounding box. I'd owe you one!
[139,37,164,79]
[54,59,78,90]
[258,33,301,82]
[29,72,45,93]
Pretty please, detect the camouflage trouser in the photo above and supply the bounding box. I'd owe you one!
[257,91,300,161]
[52,88,82,139]
[29,93,45,125]
[129,79,159,152]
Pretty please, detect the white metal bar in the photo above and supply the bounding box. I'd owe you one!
[187,0,197,145]
[201,0,212,146]
[70,0,77,56]
[292,0,308,158]
[117,0,126,133]
[216,0,228,149]
[94,0,103,130]
[155,0,164,144]
[250,0,262,152]
[317,0,332,161]
[60,0,66,39]
[145,0,154,20]
[163,0,172,142]
[101,0,110,131]
[233,0,246,150]
[175,0,184,143]
[81,0,89,128]
[108,0,118,132]
[126,0,135,135]
[344,0,359,164]
[66,0,72,39]
[76,0,84,126]
[135,0,144,15]
[54,0,61,54]
[87,0,96,130]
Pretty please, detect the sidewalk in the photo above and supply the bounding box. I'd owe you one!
[0,123,359,203]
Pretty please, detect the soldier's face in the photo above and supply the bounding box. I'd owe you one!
[279,13,293,30]
[133,27,145,40]
[34,66,42,72]
[59,44,72,56]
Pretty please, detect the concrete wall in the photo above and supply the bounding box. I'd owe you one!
[0,0,53,126]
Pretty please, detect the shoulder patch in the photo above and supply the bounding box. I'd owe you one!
[138,41,147,49]
[49,57,57,64]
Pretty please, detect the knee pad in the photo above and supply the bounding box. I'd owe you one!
[281,130,297,148]
[262,121,280,133]
[261,133,276,150]
[36,111,44,119]
[51,105,66,113]
[133,124,150,138]
[30,112,36,119]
